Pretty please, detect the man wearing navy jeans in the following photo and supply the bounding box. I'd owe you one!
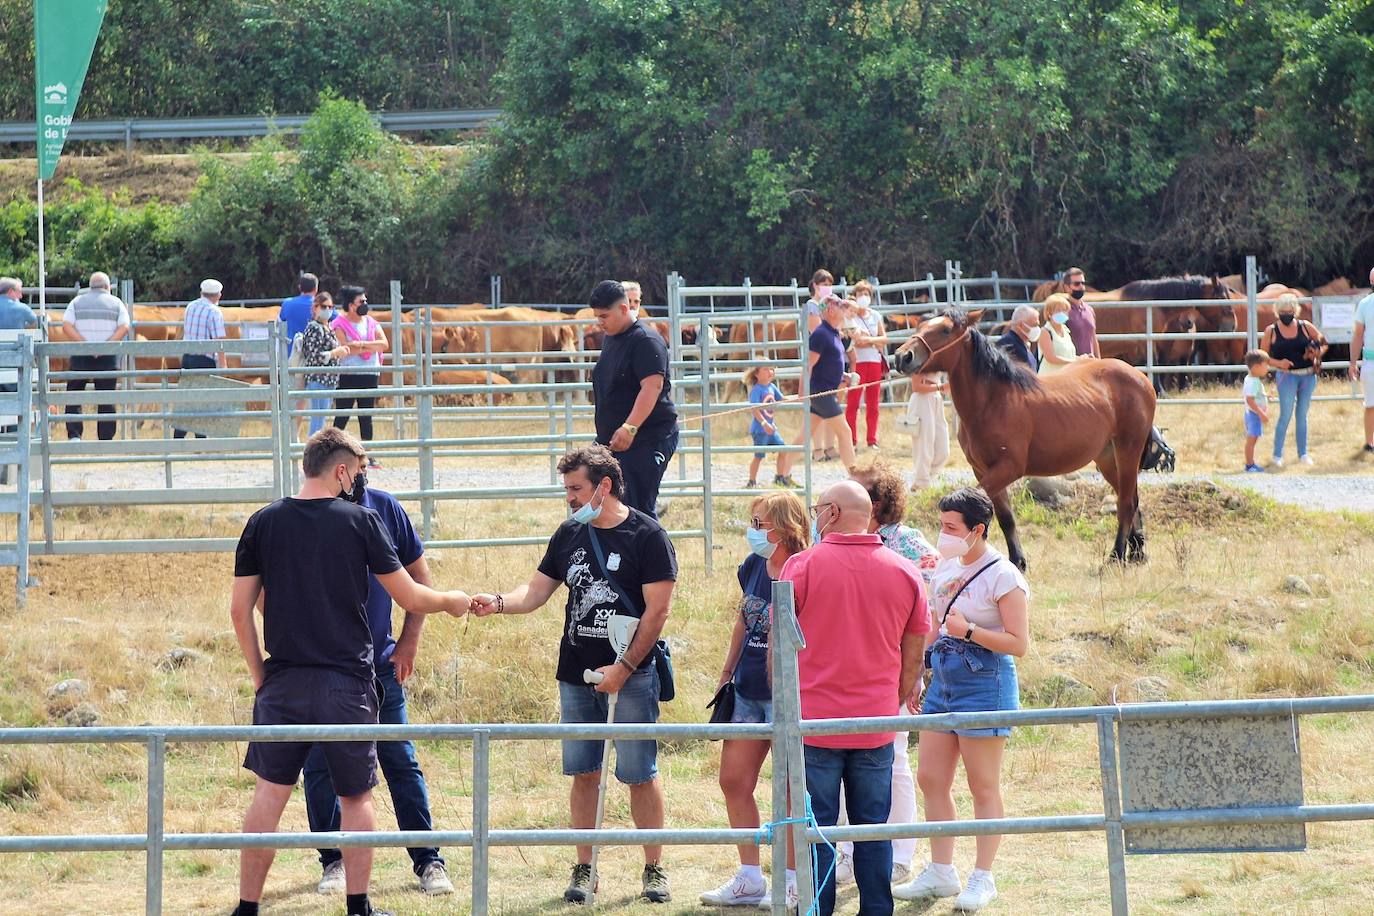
[303,484,454,897]
[777,480,929,915]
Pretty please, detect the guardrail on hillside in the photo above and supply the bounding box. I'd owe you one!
[0,108,502,150]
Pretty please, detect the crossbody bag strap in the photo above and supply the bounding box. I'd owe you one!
[938,559,999,627]
[585,525,642,617]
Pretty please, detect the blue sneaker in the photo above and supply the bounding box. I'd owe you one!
[1244,464,1264,473]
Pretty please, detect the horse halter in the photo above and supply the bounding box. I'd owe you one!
[909,320,974,368]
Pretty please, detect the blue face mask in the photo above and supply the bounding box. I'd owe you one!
[571,485,604,524]
[1052,312,1069,325]
[746,526,777,559]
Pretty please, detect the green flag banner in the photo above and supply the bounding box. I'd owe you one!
[34,0,109,180]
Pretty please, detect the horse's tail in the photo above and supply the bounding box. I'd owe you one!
[1140,426,1176,473]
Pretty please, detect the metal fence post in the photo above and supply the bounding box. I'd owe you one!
[1097,716,1130,915]
[472,728,491,916]
[391,281,404,442]
[119,277,135,442]
[268,323,287,498]
[35,340,53,549]
[768,584,791,916]
[770,581,814,913]
[1145,303,1155,388]
[699,315,714,571]
[14,335,32,604]
[419,308,436,542]
[1244,256,1259,352]
[797,285,813,506]
[146,733,166,916]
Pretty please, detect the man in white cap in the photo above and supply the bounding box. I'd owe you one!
[175,278,228,439]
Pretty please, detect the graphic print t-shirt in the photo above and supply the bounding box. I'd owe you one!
[734,553,773,700]
[748,382,783,436]
[537,509,678,683]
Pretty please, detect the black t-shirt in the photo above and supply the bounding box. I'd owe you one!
[234,497,403,680]
[592,321,678,447]
[537,509,678,683]
[997,330,1039,371]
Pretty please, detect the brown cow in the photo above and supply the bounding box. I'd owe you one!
[573,307,717,353]
[431,369,513,405]
[426,306,578,383]
[371,309,480,357]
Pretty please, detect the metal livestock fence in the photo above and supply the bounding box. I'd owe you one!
[0,582,1370,915]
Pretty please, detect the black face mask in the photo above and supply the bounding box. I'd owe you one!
[339,470,368,503]
[355,302,370,316]
[1069,288,1085,300]
[1279,313,1295,326]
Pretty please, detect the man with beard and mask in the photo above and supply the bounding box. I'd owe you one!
[469,444,678,905]
[995,304,1042,371]
[300,472,457,897]
[229,427,470,916]
[1061,267,1100,358]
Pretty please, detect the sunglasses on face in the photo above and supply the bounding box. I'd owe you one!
[750,516,774,530]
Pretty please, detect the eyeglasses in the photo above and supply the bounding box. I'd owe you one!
[808,502,833,518]
[750,516,774,530]
[1067,281,1085,289]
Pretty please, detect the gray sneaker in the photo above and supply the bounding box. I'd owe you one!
[419,860,454,895]
[642,863,672,903]
[316,859,345,894]
[565,863,596,904]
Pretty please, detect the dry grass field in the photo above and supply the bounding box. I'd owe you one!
[1,380,1373,913]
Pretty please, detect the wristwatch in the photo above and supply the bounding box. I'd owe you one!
[621,422,639,435]
[618,658,637,673]
[964,622,977,642]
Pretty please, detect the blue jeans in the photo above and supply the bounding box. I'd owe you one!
[304,663,443,875]
[1272,371,1316,460]
[804,742,895,916]
[559,665,661,784]
[306,380,334,436]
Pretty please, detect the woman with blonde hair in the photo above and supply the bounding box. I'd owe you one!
[1037,293,1079,376]
[700,491,809,908]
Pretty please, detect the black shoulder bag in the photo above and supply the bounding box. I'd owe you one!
[923,559,1000,670]
[585,525,675,702]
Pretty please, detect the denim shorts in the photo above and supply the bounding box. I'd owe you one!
[921,637,1019,738]
[751,429,786,459]
[559,666,660,784]
[810,394,843,419]
[1243,410,1262,438]
[731,693,773,725]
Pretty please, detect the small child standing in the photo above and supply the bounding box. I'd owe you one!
[1243,349,1271,472]
[744,364,795,488]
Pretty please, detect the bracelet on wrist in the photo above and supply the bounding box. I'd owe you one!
[495,594,505,615]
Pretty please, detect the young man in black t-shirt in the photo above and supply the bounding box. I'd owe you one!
[589,279,679,519]
[229,427,470,916]
[470,444,678,905]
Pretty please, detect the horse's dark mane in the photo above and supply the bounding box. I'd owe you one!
[1120,276,1223,300]
[943,308,1041,390]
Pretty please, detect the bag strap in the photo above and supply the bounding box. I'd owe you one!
[938,558,999,627]
[585,525,641,617]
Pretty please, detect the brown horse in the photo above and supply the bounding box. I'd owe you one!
[891,308,1158,569]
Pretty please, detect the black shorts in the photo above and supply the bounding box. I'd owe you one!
[810,394,843,419]
[243,667,380,798]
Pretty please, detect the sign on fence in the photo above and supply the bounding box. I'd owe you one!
[1315,297,1358,346]
[171,373,251,439]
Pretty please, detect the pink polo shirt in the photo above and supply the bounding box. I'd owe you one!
[781,532,930,748]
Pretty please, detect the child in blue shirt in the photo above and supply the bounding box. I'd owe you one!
[1242,349,1270,472]
[744,364,796,488]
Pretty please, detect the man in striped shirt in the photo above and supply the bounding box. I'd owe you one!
[174,278,228,439]
[63,271,130,441]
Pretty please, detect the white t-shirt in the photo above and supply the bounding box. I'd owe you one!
[1242,375,1266,413]
[930,548,1028,635]
[846,309,884,364]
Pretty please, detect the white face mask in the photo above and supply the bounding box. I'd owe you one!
[855,295,872,309]
[1026,325,1042,343]
[936,530,975,560]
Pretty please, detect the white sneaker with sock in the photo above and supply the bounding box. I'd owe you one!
[954,869,998,911]
[893,861,961,900]
[834,852,854,886]
[701,867,768,907]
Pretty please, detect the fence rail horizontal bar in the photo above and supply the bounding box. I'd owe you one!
[27,538,240,555]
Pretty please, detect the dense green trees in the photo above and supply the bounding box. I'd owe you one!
[2,0,1371,301]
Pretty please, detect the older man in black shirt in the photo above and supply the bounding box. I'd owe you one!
[589,280,679,518]
[229,427,470,916]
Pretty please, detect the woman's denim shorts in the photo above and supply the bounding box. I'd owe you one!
[921,636,1019,737]
[730,693,773,725]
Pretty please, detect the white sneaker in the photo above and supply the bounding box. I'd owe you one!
[954,870,998,911]
[700,870,768,907]
[1271,457,1284,468]
[1300,454,1314,466]
[419,860,455,895]
[316,859,346,894]
[893,862,961,901]
[834,852,854,885]
[756,880,798,910]
[891,862,912,885]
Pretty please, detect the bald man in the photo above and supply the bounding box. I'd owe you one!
[777,480,930,915]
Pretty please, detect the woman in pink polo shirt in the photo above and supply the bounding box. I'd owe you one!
[699,491,809,908]
[896,487,1029,912]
